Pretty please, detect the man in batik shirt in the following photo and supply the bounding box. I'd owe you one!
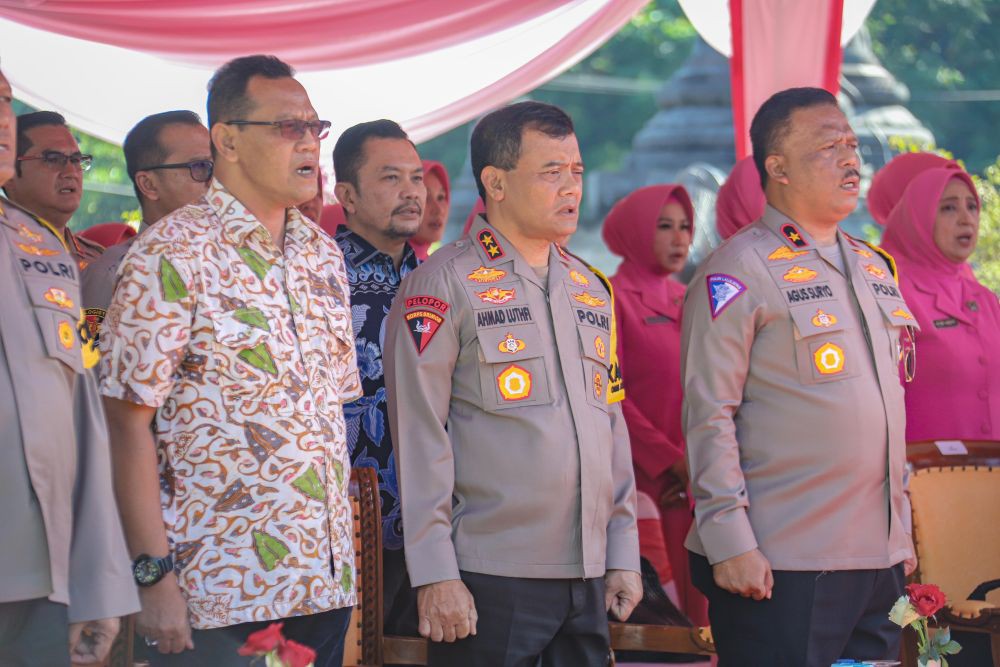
[100,55,359,667]
[332,119,424,634]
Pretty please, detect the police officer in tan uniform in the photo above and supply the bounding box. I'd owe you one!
[81,110,211,345]
[682,87,916,666]
[2,111,104,270]
[385,101,641,666]
[0,69,138,666]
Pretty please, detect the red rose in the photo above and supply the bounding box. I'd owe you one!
[237,622,285,656]
[906,583,947,617]
[276,638,317,667]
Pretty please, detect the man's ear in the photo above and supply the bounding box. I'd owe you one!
[333,182,357,216]
[765,155,789,186]
[134,172,160,202]
[211,123,239,163]
[480,166,505,203]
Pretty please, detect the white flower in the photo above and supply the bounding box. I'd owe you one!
[888,595,921,627]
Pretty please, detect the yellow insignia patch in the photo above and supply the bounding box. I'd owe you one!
[767,246,809,261]
[782,265,818,283]
[18,224,43,243]
[477,287,516,305]
[44,287,75,310]
[852,247,874,259]
[811,309,837,328]
[572,292,607,308]
[569,270,590,286]
[58,320,75,350]
[497,364,532,401]
[593,371,604,400]
[892,308,914,321]
[814,342,845,375]
[497,333,526,355]
[594,335,607,359]
[467,266,507,283]
[17,242,59,257]
[864,263,887,280]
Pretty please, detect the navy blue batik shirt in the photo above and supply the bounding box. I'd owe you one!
[335,225,419,551]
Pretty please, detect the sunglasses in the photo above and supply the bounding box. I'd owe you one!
[225,119,332,141]
[17,150,93,171]
[139,159,214,183]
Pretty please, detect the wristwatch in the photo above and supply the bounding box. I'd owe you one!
[132,553,174,587]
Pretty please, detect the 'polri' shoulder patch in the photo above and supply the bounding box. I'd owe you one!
[707,273,747,319]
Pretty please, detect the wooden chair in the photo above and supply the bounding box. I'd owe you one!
[345,468,715,666]
[904,465,1000,666]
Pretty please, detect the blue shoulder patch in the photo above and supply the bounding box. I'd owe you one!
[707,273,747,319]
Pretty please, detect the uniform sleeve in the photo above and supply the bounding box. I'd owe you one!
[605,401,641,572]
[681,255,761,564]
[67,370,140,622]
[98,235,195,406]
[615,301,686,478]
[385,267,461,587]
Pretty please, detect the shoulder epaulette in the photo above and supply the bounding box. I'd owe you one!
[559,246,625,405]
[0,196,68,251]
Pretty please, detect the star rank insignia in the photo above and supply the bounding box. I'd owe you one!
[477,229,505,260]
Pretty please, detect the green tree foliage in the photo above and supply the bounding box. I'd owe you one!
[971,156,1000,292]
[866,0,1000,174]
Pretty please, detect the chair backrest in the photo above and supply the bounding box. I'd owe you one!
[345,466,384,666]
[909,466,1000,604]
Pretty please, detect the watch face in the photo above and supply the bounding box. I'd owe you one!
[134,559,161,586]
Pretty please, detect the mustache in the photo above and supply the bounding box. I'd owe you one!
[843,169,860,180]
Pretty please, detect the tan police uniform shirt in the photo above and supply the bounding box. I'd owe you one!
[65,226,104,271]
[385,218,640,587]
[682,206,915,571]
[81,235,134,347]
[0,196,138,622]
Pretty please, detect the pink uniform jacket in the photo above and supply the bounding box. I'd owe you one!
[882,167,1000,442]
[604,184,708,625]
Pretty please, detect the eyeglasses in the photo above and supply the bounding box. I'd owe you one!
[138,159,214,183]
[17,150,93,171]
[224,119,332,141]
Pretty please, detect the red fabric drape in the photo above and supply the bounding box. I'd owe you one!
[729,0,845,159]
[0,0,575,69]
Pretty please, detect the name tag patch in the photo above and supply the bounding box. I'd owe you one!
[575,308,610,331]
[872,282,901,299]
[785,284,834,304]
[707,273,747,319]
[933,317,958,328]
[476,306,533,328]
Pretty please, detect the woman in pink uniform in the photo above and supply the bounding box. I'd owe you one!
[868,152,958,226]
[881,167,1000,443]
[602,183,708,626]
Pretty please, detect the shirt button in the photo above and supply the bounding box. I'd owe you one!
[982,423,991,434]
[980,356,988,366]
[979,389,989,400]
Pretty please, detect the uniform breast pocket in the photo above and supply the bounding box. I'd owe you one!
[578,325,611,412]
[22,275,87,373]
[788,305,859,385]
[475,324,551,411]
[211,309,289,413]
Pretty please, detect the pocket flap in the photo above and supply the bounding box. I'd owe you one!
[478,325,543,363]
[576,325,611,368]
[788,302,848,339]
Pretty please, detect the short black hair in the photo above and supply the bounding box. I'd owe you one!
[470,101,575,201]
[333,119,410,190]
[15,111,69,176]
[750,87,839,189]
[206,55,294,132]
[124,110,204,201]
